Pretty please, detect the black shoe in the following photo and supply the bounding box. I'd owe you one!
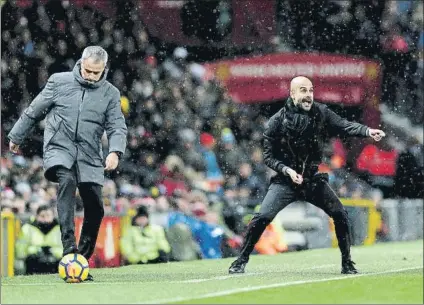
[84,273,94,282]
[229,257,248,274]
[62,245,78,256]
[341,260,358,274]
[78,236,93,258]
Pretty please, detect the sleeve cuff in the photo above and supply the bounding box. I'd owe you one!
[111,151,123,159]
[282,166,291,175]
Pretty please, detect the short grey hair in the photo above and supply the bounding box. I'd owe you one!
[81,46,108,64]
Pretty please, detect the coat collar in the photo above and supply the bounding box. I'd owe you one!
[73,59,108,89]
[285,97,318,117]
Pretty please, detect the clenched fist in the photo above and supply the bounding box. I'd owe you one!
[9,141,19,154]
[368,129,386,142]
[286,168,303,185]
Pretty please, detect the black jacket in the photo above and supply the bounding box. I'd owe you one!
[263,98,369,182]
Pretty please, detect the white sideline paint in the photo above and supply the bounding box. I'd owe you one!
[3,265,421,296]
[143,266,423,304]
[2,264,336,287]
[169,264,336,283]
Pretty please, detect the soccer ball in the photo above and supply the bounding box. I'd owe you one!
[58,253,89,283]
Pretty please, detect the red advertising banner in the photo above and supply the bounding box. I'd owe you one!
[75,216,122,268]
[204,52,382,126]
[356,144,398,176]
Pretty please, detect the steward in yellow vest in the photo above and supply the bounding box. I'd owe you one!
[16,205,62,274]
[120,206,171,264]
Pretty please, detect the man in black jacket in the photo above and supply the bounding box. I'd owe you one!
[229,76,385,275]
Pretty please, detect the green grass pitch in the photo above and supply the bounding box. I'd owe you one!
[1,240,422,304]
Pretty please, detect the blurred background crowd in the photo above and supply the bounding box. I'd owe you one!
[1,0,423,272]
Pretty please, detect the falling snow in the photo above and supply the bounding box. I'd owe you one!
[0,0,423,273]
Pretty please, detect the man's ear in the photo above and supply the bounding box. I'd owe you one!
[290,89,295,100]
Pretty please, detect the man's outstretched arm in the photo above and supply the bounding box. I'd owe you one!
[8,74,57,151]
[324,105,385,141]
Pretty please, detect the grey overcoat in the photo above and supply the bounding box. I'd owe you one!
[8,60,127,185]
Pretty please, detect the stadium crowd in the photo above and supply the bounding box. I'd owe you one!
[275,0,423,126]
[1,0,423,271]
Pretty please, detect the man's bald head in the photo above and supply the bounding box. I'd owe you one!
[290,76,314,111]
[290,76,313,91]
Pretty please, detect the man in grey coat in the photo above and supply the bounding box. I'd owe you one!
[8,46,127,279]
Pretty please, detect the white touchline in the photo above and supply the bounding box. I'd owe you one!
[1,264,337,287]
[170,264,336,284]
[145,266,423,304]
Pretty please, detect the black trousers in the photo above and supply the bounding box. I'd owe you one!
[54,166,104,260]
[238,179,352,262]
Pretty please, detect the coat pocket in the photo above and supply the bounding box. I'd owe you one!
[44,120,63,150]
[312,172,329,183]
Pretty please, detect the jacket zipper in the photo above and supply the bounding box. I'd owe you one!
[288,141,309,175]
[75,90,85,140]
[74,90,86,181]
[301,155,309,176]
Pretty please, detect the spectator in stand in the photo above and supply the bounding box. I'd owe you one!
[16,205,62,274]
[250,146,269,186]
[394,137,424,198]
[237,162,266,207]
[160,155,189,196]
[173,128,206,174]
[120,205,171,264]
[199,132,224,185]
[217,128,248,180]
